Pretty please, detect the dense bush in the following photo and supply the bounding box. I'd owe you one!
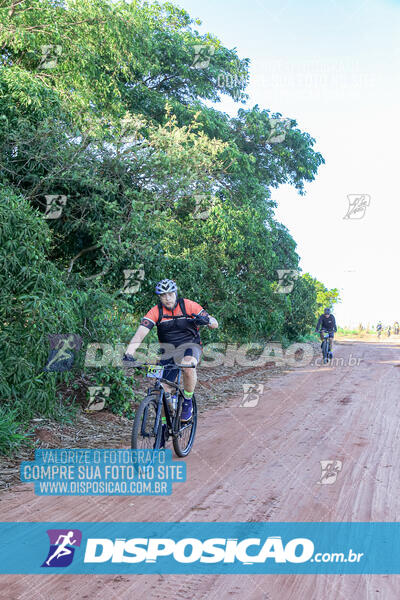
[0,0,338,454]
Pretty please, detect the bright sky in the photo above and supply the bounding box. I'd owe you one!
[174,0,400,327]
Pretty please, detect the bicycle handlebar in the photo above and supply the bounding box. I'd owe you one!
[191,312,210,326]
[122,358,196,369]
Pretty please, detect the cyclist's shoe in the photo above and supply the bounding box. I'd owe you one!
[122,353,137,366]
[181,398,193,422]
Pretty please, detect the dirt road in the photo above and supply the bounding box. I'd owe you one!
[1,340,400,600]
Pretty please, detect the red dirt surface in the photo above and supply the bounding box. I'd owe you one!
[1,340,400,599]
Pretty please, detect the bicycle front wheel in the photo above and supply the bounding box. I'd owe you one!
[173,396,197,457]
[321,339,329,363]
[131,393,162,450]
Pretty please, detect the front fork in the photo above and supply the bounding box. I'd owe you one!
[320,333,333,351]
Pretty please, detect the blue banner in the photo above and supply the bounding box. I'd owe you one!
[19,449,186,496]
[0,522,398,574]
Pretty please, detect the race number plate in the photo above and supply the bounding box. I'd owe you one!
[146,365,164,379]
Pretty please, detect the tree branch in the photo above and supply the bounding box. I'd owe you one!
[67,244,99,274]
[8,0,25,19]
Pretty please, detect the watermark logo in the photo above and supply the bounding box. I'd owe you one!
[84,535,315,564]
[44,195,67,219]
[119,114,138,146]
[240,383,264,407]
[121,266,145,295]
[268,118,291,144]
[191,45,214,69]
[41,529,82,567]
[216,73,246,101]
[43,334,83,372]
[317,460,343,485]
[84,341,315,369]
[313,354,362,367]
[343,194,370,220]
[39,45,62,70]
[193,194,212,220]
[86,387,110,412]
[21,449,183,497]
[275,269,299,293]
[261,59,374,95]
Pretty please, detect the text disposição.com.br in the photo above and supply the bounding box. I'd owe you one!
[83,536,364,565]
[311,549,364,563]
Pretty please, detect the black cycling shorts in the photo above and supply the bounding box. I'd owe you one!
[159,343,202,384]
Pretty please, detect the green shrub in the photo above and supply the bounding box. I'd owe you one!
[0,188,81,418]
[0,406,26,455]
[90,366,137,418]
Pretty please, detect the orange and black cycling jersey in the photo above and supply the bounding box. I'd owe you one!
[140,298,209,346]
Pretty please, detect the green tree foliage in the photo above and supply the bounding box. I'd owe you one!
[0,0,335,453]
[303,273,341,318]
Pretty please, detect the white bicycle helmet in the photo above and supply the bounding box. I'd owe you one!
[155,279,178,295]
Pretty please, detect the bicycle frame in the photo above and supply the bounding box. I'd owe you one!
[127,362,195,440]
[145,372,181,440]
[320,331,330,363]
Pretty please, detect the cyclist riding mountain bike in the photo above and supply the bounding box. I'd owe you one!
[124,279,218,422]
[315,308,337,357]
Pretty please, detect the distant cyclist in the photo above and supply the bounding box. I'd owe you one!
[124,279,218,422]
[315,308,337,357]
[377,321,383,338]
[394,321,399,335]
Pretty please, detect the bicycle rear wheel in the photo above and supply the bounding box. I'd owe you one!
[173,395,197,457]
[131,393,162,450]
